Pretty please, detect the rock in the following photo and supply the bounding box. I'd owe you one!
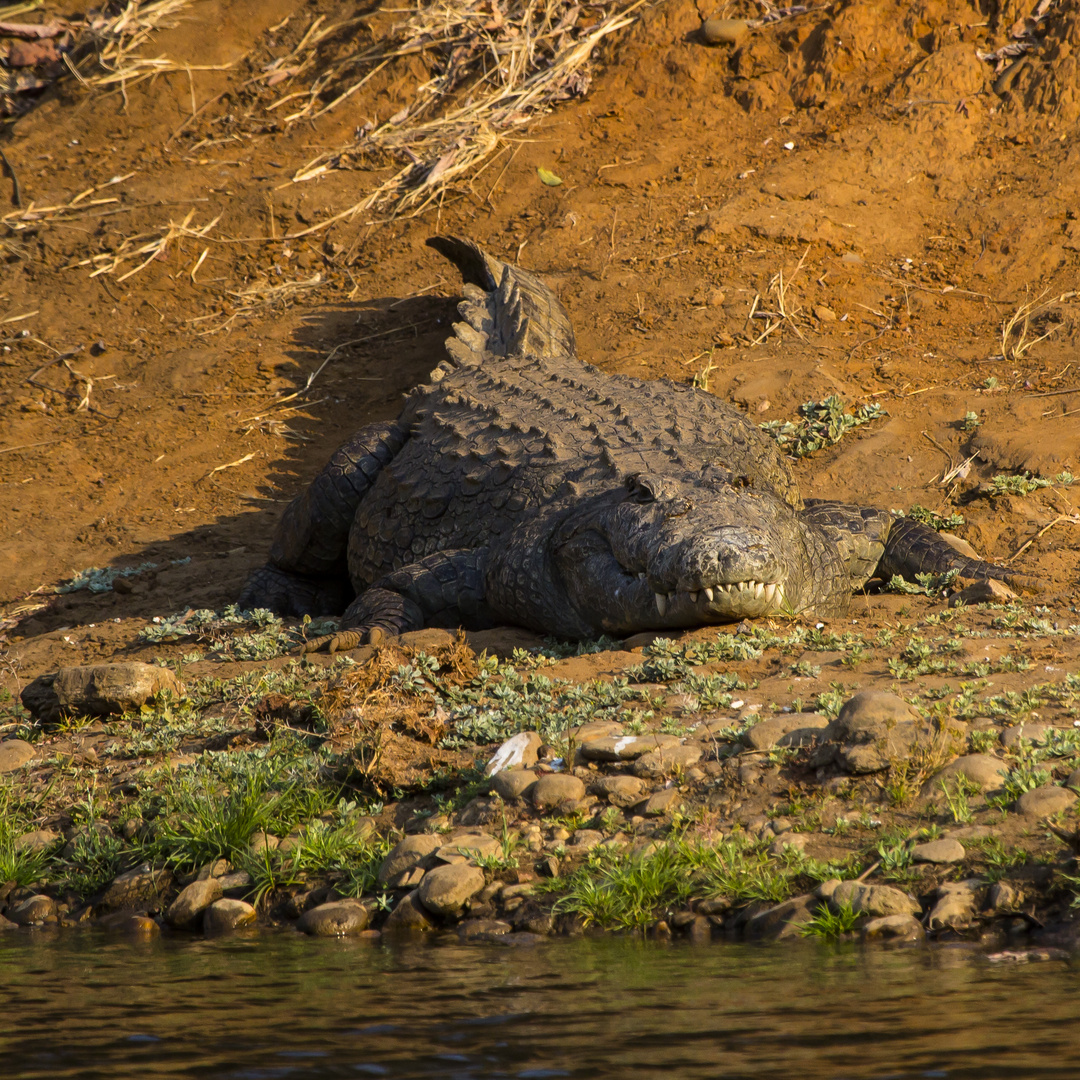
[14,829,59,852]
[378,834,441,885]
[1000,722,1050,750]
[928,881,981,929]
[50,662,185,717]
[100,864,172,910]
[927,754,1009,795]
[862,914,925,944]
[569,829,605,852]
[638,788,683,816]
[0,915,19,931]
[743,714,830,751]
[435,832,501,864]
[744,894,817,940]
[0,739,36,773]
[632,743,702,779]
[99,912,160,937]
[828,691,937,774]
[165,878,223,929]
[485,731,543,776]
[912,839,966,864]
[949,579,1016,606]
[1067,768,1080,792]
[529,773,586,811]
[203,898,257,933]
[297,899,371,937]
[383,889,435,931]
[827,880,920,918]
[417,863,485,917]
[7,894,57,926]
[490,769,537,801]
[249,831,279,855]
[987,881,1020,913]
[568,720,623,743]
[458,918,512,941]
[1016,785,1077,817]
[589,774,647,806]
[769,833,808,857]
[579,733,681,762]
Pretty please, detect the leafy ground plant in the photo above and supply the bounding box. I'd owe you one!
[761,395,884,458]
[798,900,857,941]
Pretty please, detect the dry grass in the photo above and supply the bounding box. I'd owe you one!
[258,0,652,232]
[1000,289,1077,361]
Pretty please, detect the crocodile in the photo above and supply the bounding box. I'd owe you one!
[239,236,1035,649]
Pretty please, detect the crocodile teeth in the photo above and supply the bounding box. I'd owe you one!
[754,582,764,599]
[703,587,715,602]
[667,591,676,602]
[655,592,668,617]
[689,591,699,603]
[638,572,647,581]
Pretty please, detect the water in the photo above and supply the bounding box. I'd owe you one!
[0,932,1077,1079]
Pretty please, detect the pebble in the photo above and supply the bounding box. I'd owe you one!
[378,834,441,885]
[530,773,586,811]
[568,720,624,743]
[579,733,681,762]
[457,918,512,941]
[569,829,605,852]
[638,788,682,817]
[491,768,537,800]
[435,832,501,864]
[0,739,36,773]
[588,774,646,805]
[813,304,837,322]
[1016,785,1077,817]
[701,17,750,45]
[633,744,702,779]
[297,899,371,937]
[101,865,172,910]
[987,881,1020,912]
[744,895,817,940]
[927,881,981,929]
[203,898,257,934]
[417,862,485,916]
[485,731,542,776]
[249,831,280,854]
[166,878,223,929]
[1000,722,1050,750]
[912,838,966,864]
[769,833,808,857]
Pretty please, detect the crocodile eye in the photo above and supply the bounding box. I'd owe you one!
[626,474,659,503]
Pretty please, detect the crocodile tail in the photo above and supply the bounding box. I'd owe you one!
[426,235,577,368]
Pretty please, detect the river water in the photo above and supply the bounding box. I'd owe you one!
[1,933,1076,1078]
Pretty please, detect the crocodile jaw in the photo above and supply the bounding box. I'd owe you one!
[649,579,788,622]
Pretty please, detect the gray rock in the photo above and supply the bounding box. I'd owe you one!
[165,878,223,929]
[744,894,817,940]
[827,880,920,918]
[7,894,57,926]
[862,914,925,943]
[927,881,981,929]
[383,889,436,931]
[769,833,808,857]
[1000,722,1050,750]
[297,899,371,937]
[828,691,932,774]
[52,662,185,716]
[101,864,172,910]
[588,774,647,806]
[529,773,586,811]
[378,833,442,884]
[987,881,1020,912]
[926,753,1009,795]
[14,829,59,852]
[632,743,702,779]
[1016,785,1077,817]
[0,739,36,773]
[912,838,966,864]
[435,832,501,864]
[568,720,624,743]
[203,898,257,933]
[569,829,605,852]
[579,733,681,762]
[490,769,537,801]
[485,731,543,776]
[418,862,485,917]
[638,788,683,816]
[743,714,830,751]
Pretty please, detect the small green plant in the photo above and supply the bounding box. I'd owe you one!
[762,395,884,458]
[905,505,966,531]
[968,729,998,755]
[939,776,980,825]
[961,411,981,432]
[798,900,858,940]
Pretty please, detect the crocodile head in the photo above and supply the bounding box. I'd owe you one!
[540,469,845,635]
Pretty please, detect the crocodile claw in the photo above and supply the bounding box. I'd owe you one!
[300,628,374,655]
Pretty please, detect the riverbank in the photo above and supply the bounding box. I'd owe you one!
[3,594,1080,952]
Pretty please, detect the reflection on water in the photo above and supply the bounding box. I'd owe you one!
[0,932,1077,1079]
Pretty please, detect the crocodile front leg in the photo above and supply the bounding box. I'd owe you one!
[239,421,407,615]
[304,548,495,652]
